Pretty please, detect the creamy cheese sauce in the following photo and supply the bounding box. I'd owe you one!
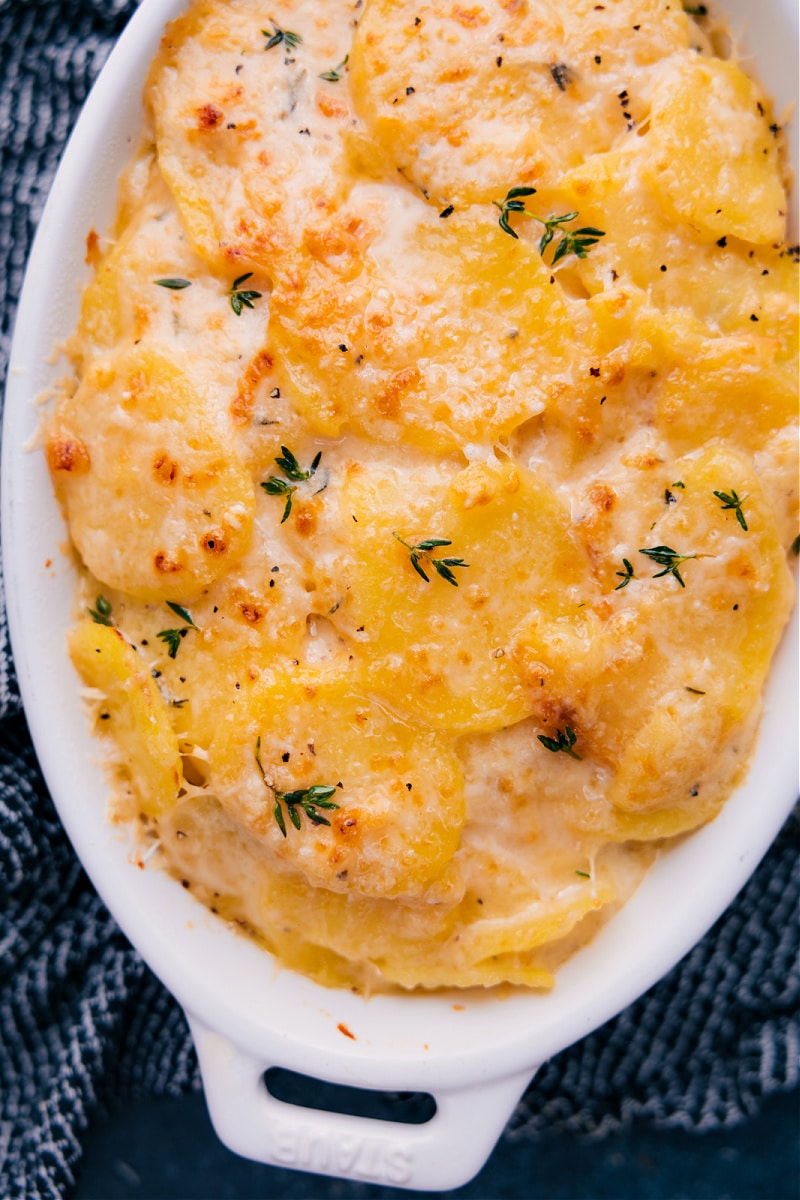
[48,0,797,992]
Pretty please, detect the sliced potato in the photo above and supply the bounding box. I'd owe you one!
[68,621,181,818]
[209,664,466,900]
[47,348,254,601]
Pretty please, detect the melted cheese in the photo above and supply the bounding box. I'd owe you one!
[48,0,797,992]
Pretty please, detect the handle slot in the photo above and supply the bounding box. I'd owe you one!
[264,1067,437,1126]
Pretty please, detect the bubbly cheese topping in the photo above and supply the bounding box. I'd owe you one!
[48,0,798,992]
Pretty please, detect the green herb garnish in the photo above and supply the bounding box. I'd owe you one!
[320,54,348,82]
[639,545,698,588]
[154,278,192,290]
[157,602,198,659]
[88,595,113,626]
[255,737,339,837]
[261,447,323,523]
[392,532,469,587]
[614,558,635,590]
[713,488,748,531]
[263,21,303,52]
[494,187,605,262]
[683,4,708,15]
[538,725,582,761]
[228,272,262,315]
[494,186,536,237]
[575,869,591,879]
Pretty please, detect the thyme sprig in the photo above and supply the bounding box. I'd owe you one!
[614,558,635,590]
[538,725,582,761]
[494,187,605,262]
[157,602,198,659]
[713,488,748,531]
[255,737,339,837]
[262,21,303,52]
[261,447,323,523]
[320,54,348,82]
[88,595,113,626]
[392,532,469,587]
[228,273,262,315]
[639,545,698,588]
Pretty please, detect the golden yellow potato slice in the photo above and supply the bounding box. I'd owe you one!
[209,664,465,900]
[348,0,690,203]
[146,0,356,275]
[269,203,570,453]
[630,309,798,458]
[335,456,590,733]
[68,621,182,818]
[641,57,787,244]
[562,148,798,342]
[47,348,254,601]
[513,444,794,837]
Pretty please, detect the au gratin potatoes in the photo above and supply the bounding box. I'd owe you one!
[47,0,797,990]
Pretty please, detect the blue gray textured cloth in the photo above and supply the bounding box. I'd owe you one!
[0,3,797,1198]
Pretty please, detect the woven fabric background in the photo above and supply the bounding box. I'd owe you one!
[0,3,797,1198]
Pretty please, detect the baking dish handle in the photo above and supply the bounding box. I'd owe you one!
[187,1016,537,1191]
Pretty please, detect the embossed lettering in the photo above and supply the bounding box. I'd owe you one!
[268,1119,414,1185]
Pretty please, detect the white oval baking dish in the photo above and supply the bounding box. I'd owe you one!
[2,0,798,1190]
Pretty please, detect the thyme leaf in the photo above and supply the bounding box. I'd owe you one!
[492,186,536,239]
[614,558,635,590]
[166,602,198,628]
[320,54,348,82]
[639,545,698,588]
[262,21,303,52]
[392,532,469,587]
[156,628,188,659]
[154,277,192,290]
[228,272,262,315]
[713,488,748,531]
[494,187,605,261]
[88,595,113,626]
[538,725,582,761]
[255,737,339,837]
[157,603,198,659]
[261,447,322,522]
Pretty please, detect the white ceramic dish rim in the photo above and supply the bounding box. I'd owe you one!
[2,0,798,1189]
